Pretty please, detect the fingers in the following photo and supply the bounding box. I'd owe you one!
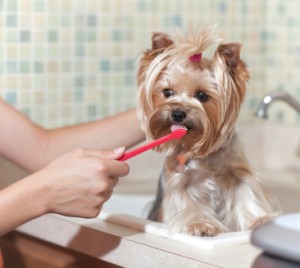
[73,147,129,178]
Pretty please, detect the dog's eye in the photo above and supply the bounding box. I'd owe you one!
[163,89,174,98]
[195,91,210,103]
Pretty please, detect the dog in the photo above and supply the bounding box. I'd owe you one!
[136,25,279,236]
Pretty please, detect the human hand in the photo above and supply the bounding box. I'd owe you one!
[32,147,128,218]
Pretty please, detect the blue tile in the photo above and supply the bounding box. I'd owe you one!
[74,89,83,102]
[172,16,182,27]
[74,77,84,87]
[124,59,134,70]
[100,60,110,71]
[124,75,134,85]
[6,61,17,73]
[219,2,227,12]
[76,31,85,42]
[75,46,85,57]
[87,15,97,26]
[88,104,97,117]
[137,0,146,11]
[48,31,58,42]
[112,30,122,41]
[6,92,17,105]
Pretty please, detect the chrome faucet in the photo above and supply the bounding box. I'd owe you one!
[255,91,300,118]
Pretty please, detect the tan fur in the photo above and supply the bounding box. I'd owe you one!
[137,26,280,236]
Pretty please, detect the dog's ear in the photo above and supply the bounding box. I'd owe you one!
[137,33,174,88]
[213,42,250,135]
[151,32,174,54]
[216,43,241,72]
[152,32,174,50]
[215,42,250,82]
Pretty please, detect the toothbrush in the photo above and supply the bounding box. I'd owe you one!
[119,126,187,161]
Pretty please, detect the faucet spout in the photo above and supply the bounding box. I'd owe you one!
[255,91,300,118]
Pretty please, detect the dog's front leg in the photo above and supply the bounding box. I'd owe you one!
[163,188,227,236]
[223,174,280,231]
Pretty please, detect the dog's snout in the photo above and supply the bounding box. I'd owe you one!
[172,110,186,122]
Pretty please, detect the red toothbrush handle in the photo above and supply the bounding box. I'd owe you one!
[118,134,174,161]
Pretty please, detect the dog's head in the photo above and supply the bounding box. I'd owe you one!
[137,26,250,158]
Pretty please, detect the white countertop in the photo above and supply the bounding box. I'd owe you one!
[15,166,300,268]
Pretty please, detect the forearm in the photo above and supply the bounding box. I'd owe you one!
[0,98,145,172]
[0,175,46,236]
[35,108,145,171]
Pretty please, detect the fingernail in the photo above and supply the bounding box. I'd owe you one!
[114,146,125,155]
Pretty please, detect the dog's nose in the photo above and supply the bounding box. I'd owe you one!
[171,110,186,122]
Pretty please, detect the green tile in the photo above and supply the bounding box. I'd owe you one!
[48,31,58,42]
[87,15,97,26]
[34,0,44,12]
[101,75,110,85]
[20,31,31,42]
[75,46,84,57]
[6,0,17,11]
[48,77,58,87]
[62,62,71,72]
[34,62,44,73]
[60,15,71,27]
[74,77,84,87]
[34,46,45,57]
[48,46,58,57]
[34,77,45,87]
[88,104,97,117]
[4,30,18,43]
[20,61,30,73]
[74,89,84,102]
[87,31,96,42]
[76,31,85,42]
[6,15,17,27]
[75,61,84,72]
[112,30,122,41]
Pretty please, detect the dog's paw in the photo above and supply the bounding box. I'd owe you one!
[182,222,221,236]
[250,215,273,229]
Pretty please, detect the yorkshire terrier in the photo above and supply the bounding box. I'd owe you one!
[136,26,279,236]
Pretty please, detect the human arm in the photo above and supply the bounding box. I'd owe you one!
[0,99,144,172]
[0,147,128,236]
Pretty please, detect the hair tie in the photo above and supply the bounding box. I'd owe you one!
[189,53,202,63]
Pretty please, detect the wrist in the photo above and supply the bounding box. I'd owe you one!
[23,172,51,217]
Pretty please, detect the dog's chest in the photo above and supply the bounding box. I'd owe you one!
[165,157,223,209]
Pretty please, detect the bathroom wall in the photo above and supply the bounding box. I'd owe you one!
[1,0,300,128]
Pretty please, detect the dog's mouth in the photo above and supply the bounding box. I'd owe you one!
[171,124,188,132]
[171,122,193,132]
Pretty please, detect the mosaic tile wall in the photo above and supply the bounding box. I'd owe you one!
[1,0,300,128]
